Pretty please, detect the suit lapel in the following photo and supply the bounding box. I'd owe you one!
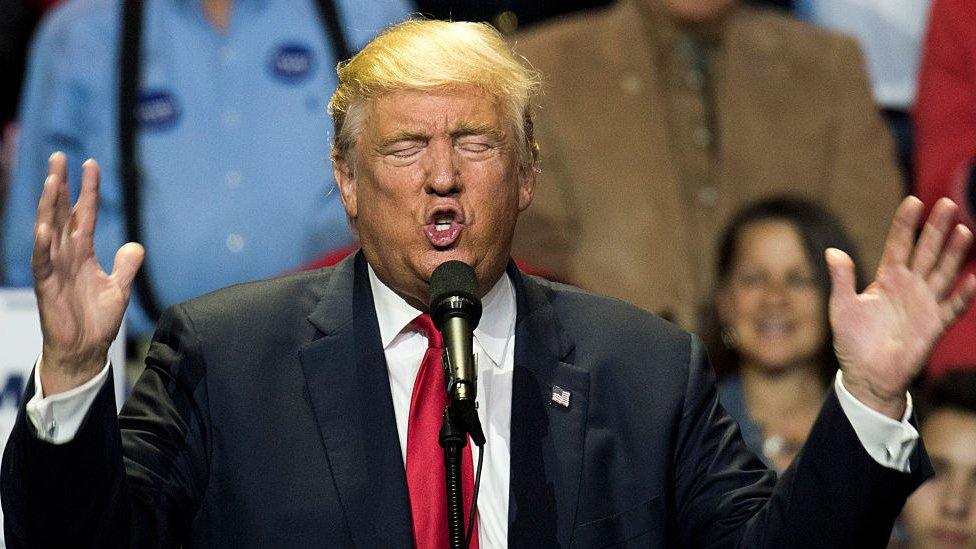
[508,267,590,548]
[299,252,413,548]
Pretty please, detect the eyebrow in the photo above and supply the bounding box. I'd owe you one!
[451,123,505,141]
[376,131,429,149]
[376,124,506,149]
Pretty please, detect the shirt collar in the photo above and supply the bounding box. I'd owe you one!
[368,265,424,350]
[473,269,516,367]
[367,264,516,368]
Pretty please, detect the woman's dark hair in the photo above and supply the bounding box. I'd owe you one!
[701,196,865,383]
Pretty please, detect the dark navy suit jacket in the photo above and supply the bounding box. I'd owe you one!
[1,253,931,547]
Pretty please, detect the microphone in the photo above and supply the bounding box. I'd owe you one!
[429,260,485,446]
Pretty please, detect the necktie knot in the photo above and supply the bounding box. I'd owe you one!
[412,313,444,349]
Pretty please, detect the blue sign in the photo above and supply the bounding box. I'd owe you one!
[0,375,24,409]
[135,90,181,130]
[269,43,316,83]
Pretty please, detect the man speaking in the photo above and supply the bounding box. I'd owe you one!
[3,19,975,548]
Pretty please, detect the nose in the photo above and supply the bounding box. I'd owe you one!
[939,478,974,519]
[425,139,460,196]
[760,279,791,305]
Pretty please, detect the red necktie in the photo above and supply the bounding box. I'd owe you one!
[406,313,479,549]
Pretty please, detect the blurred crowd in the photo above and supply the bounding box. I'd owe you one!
[1,0,974,545]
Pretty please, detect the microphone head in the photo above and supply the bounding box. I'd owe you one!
[429,260,483,330]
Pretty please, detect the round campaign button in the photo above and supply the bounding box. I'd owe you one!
[269,43,316,84]
[135,90,181,131]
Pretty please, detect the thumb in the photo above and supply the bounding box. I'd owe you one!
[111,242,145,295]
[825,248,858,314]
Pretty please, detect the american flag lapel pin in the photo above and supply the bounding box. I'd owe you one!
[550,385,571,408]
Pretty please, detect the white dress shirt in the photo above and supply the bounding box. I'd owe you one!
[28,266,921,547]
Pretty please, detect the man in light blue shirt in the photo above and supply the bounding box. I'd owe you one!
[2,0,411,336]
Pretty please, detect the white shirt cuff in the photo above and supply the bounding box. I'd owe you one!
[26,354,112,444]
[835,371,919,473]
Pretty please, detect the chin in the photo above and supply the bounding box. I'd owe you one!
[419,248,474,271]
[745,349,802,372]
[415,244,509,292]
[754,359,796,374]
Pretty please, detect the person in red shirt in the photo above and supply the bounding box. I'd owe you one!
[913,0,976,377]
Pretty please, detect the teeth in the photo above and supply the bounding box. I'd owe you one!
[435,222,451,231]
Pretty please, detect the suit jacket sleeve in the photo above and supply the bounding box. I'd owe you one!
[673,337,931,548]
[1,304,212,548]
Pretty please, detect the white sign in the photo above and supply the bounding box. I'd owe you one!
[0,288,127,546]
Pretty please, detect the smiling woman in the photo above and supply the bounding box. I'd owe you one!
[701,196,864,472]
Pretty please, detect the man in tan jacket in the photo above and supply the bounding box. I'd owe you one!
[511,0,904,330]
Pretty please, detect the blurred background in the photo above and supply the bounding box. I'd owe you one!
[1,0,973,546]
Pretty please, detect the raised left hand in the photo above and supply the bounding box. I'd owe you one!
[827,196,976,419]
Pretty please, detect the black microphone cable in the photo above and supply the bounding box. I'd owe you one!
[465,440,484,549]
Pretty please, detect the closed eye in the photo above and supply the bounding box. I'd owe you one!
[458,142,492,153]
[455,133,501,158]
[389,146,423,158]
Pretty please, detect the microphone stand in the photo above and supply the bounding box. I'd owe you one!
[439,351,485,549]
[429,262,485,549]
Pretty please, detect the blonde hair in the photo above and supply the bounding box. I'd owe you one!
[328,19,542,167]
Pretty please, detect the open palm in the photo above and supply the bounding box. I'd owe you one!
[828,197,976,417]
[32,153,144,394]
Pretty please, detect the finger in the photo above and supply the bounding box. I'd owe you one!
[928,224,974,299]
[34,170,59,235]
[940,273,976,325]
[878,196,925,275]
[32,157,64,276]
[33,172,60,248]
[50,152,70,237]
[109,242,145,295]
[909,197,958,277]
[71,159,101,245]
[826,247,858,313]
[30,222,55,281]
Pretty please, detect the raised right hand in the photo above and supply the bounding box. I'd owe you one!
[32,152,144,396]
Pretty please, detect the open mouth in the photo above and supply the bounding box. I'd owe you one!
[424,205,464,248]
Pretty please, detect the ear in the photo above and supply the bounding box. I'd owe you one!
[332,152,358,219]
[516,164,536,212]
